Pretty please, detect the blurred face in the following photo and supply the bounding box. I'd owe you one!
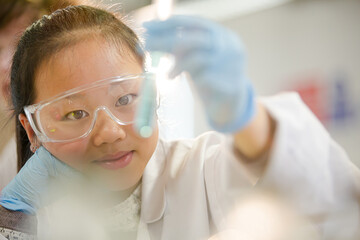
[30,38,158,192]
[0,13,33,110]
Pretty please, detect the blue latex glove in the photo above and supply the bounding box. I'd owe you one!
[143,15,255,133]
[0,147,79,215]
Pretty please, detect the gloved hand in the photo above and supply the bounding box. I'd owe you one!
[143,15,255,133]
[0,147,79,215]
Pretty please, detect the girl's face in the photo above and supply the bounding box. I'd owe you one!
[28,39,159,191]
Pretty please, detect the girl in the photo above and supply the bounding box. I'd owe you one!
[1,5,359,240]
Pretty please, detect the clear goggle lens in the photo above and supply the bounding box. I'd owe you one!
[25,75,156,142]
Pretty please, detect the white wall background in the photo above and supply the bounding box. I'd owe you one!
[219,0,360,166]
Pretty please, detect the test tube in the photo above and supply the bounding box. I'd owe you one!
[134,0,174,138]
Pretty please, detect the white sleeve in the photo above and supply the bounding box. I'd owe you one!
[259,92,334,213]
[205,92,360,239]
[258,92,360,238]
[258,94,357,206]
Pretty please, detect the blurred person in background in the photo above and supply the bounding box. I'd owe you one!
[0,0,84,190]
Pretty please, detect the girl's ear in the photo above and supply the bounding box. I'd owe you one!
[19,114,39,151]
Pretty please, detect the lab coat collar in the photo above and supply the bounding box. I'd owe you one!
[141,139,167,223]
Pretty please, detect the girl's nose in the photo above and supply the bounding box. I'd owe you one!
[91,110,127,146]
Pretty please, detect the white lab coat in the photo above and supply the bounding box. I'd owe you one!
[38,93,360,239]
[137,92,360,240]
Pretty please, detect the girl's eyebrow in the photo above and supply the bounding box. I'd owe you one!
[54,78,142,103]
[108,81,139,93]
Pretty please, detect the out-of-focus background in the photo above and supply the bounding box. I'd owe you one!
[110,0,360,166]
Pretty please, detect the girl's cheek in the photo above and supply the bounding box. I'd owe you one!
[43,138,90,170]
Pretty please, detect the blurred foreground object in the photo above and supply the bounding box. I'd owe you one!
[209,192,320,240]
[0,206,37,239]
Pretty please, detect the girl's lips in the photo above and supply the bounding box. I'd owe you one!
[93,151,134,170]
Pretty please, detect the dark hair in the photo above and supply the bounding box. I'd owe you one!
[10,5,144,170]
[0,0,81,29]
[0,0,33,29]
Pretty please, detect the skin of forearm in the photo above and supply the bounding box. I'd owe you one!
[234,102,276,163]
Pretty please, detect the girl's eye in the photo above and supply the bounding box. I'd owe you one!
[64,110,89,120]
[116,94,136,106]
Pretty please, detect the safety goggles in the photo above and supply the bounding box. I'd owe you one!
[24,74,157,143]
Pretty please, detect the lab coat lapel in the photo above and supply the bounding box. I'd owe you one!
[140,139,167,238]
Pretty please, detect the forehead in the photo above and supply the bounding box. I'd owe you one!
[34,38,142,104]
